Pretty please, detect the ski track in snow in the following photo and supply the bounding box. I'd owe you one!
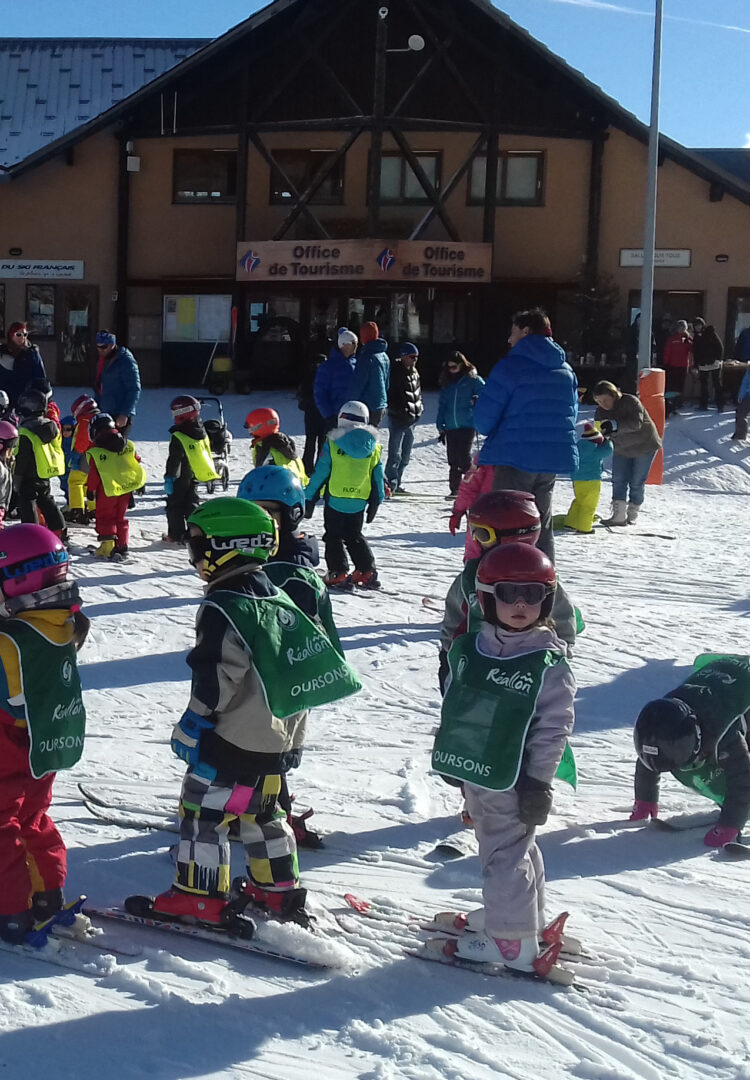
[5,390,750,1080]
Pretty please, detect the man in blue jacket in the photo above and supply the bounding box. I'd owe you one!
[348,321,390,426]
[473,308,578,562]
[313,328,357,431]
[93,330,141,436]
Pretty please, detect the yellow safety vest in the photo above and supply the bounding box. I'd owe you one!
[86,441,147,497]
[253,443,308,486]
[18,427,65,479]
[328,440,381,500]
[173,431,219,482]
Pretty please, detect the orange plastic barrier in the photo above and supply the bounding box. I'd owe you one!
[639,367,665,485]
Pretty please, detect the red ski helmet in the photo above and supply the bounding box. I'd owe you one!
[467,490,541,550]
[476,542,556,623]
[244,407,280,439]
[71,395,99,421]
[0,524,68,599]
[170,395,201,424]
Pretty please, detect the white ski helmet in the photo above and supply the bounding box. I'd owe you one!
[338,400,369,427]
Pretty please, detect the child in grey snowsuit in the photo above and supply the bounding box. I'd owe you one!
[432,542,575,975]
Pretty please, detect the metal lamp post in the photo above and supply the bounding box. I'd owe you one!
[637,0,664,371]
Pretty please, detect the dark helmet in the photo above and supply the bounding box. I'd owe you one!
[170,395,200,424]
[88,412,116,440]
[16,388,48,419]
[467,490,541,550]
[634,698,701,773]
[476,541,556,623]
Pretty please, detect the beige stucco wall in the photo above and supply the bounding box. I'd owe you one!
[128,134,237,279]
[599,129,750,331]
[0,129,119,379]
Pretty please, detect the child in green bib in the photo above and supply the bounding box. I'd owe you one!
[631,654,750,848]
[431,542,576,977]
[0,525,89,945]
[128,497,360,932]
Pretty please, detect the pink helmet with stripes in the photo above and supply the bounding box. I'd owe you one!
[0,525,68,598]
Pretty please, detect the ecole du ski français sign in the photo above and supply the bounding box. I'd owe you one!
[236,240,492,283]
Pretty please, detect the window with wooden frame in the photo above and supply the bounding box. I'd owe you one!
[173,149,238,204]
[269,149,344,205]
[378,151,441,204]
[468,151,545,206]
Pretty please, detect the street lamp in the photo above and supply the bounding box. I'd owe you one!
[637,0,664,371]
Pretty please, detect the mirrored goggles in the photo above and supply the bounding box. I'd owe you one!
[477,580,551,606]
[469,522,538,548]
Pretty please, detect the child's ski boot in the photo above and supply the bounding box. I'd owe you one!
[230,877,311,929]
[125,887,256,938]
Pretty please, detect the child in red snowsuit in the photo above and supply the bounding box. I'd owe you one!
[448,459,494,561]
[0,524,89,944]
[86,413,146,560]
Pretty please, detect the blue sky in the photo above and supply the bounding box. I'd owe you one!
[4,0,750,148]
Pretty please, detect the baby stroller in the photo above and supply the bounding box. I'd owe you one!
[197,397,232,493]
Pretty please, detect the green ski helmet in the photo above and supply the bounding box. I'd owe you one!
[187,496,278,578]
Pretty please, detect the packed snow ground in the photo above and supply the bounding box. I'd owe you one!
[3,387,750,1080]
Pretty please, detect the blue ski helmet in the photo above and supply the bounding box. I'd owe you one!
[237,465,305,528]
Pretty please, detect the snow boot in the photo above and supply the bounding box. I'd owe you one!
[0,909,34,945]
[454,930,541,972]
[31,888,64,921]
[63,508,88,526]
[161,533,185,545]
[150,887,229,927]
[110,545,129,562]
[323,571,349,588]
[351,569,381,590]
[289,808,324,849]
[94,537,116,558]
[601,499,627,526]
[626,503,640,524]
[233,878,310,927]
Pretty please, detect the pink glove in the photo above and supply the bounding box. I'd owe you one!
[384,483,392,499]
[629,800,658,821]
[449,512,462,536]
[704,824,738,848]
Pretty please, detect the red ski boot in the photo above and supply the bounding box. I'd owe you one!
[232,878,311,928]
[150,888,229,926]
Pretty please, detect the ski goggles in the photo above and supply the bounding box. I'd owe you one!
[468,522,539,548]
[187,536,209,567]
[476,580,553,606]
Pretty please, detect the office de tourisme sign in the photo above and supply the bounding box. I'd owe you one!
[236,240,493,283]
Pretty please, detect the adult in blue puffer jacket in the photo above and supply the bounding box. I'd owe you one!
[473,308,578,562]
[436,352,485,496]
[93,330,141,436]
[348,322,390,426]
[314,328,357,430]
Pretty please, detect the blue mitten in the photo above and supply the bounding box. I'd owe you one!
[171,709,213,766]
[164,477,175,496]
